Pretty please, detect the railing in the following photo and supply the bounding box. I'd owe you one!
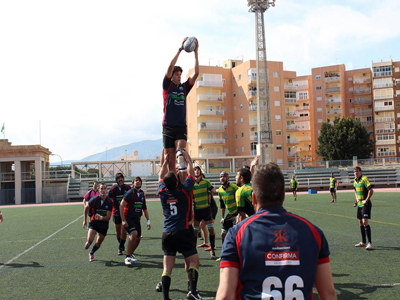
[198,153,226,158]
[326,98,341,104]
[375,117,394,122]
[250,135,257,141]
[298,126,311,131]
[353,78,371,84]
[197,109,225,116]
[373,83,393,89]
[355,109,373,116]
[285,98,297,104]
[286,125,298,130]
[354,88,371,94]
[198,123,226,131]
[1,172,15,181]
[374,95,393,100]
[196,80,223,88]
[21,172,35,180]
[325,77,340,82]
[284,85,297,90]
[377,151,396,157]
[287,139,299,144]
[249,104,267,111]
[355,99,372,105]
[327,110,342,115]
[197,95,224,102]
[198,138,226,145]
[248,75,257,82]
[298,136,311,142]
[295,106,310,111]
[325,87,340,93]
[248,90,257,97]
[376,139,395,145]
[285,111,297,117]
[296,85,308,90]
[249,119,258,126]
[361,121,374,126]
[374,106,394,112]
[376,128,395,134]
[287,152,299,157]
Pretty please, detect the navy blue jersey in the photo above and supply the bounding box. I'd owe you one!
[162,75,193,127]
[220,205,330,300]
[107,184,131,216]
[158,175,195,232]
[122,188,147,220]
[88,196,113,222]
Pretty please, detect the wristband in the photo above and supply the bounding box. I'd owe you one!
[221,217,224,221]
[179,47,183,52]
[147,220,151,226]
[100,216,103,221]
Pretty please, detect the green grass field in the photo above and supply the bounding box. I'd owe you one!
[0,191,399,300]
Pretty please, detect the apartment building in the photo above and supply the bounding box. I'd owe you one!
[185,59,400,165]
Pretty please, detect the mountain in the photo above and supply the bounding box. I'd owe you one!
[80,139,163,162]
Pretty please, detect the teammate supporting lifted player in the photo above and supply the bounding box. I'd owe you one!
[162,37,199,175]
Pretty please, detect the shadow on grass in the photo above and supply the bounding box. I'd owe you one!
[0,261,43,269]
[373,246,400,251]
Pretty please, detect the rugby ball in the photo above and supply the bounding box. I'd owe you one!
[183,37,197,53]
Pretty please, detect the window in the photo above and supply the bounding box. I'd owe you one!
[275,101,280,106]
[239,88,242,95]
[349,108,354,113]
[235,134,237,139]
[234,120,237,124]
[273,71,279,77]
[234,105,236,111]
[316,75,321,80]
[317,96,322,101]
[238,74,242,81]
[223,134,228,139]
[233,92,236,97]
[235,147,238,153]
[349,87,353,92]
[349,98,354,103]
[274,86,280,92]
[316,86,322,90]
[298,92,308,100]
[275,115,281,121]
[318,119,323,123]
[276,145,282,150]
[241,132,244,137]
[241,146,245,153]
[240,103,243,108]
[317,108,322,112]
[240,118,243,123]
[276,130,282,136]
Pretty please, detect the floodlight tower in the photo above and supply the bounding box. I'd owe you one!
[248,0,276,164]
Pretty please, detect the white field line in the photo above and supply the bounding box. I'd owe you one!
[0,215,82,270]
[357,283,400,288]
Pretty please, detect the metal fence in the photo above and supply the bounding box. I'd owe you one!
[0,189,15,205]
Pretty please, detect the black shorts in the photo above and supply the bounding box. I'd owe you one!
[162,229,197,258]
[89,220,109,237]
[124,218,142,237]
[330,188,336,193]
[357,202,372,220]
[210,199,218,219]
[194,207,213,222]
[163,125,187,149]
[222,214,237,233]
[291,188,297,192]
[113,215,122,225]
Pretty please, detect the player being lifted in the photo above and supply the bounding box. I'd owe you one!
[162,37,199,176]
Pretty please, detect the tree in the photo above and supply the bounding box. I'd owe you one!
[317,117,374,160]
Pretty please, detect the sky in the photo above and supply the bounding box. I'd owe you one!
[1,0,399,164]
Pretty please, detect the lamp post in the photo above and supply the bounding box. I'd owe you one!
[51,154,63,166]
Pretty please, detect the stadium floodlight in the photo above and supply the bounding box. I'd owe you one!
[247,0,276,164]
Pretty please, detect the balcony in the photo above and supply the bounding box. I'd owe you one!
[248,75,257,82]
[284,85,297,90]
[196,80,223,88]
[286,125,298,131]
[354,88,371,95]
[199,153,226,158]
[249,104,267,112]
[374,95,393,100]
[325,87,340,93]
[249,119,258,126]
[325,76,340,83]
[354,98,372,105]
[296,84,308,90]
[373,71,392,78]
[355,109,372,116]
[287,152,299,157]
[295,106,310,111]
[361,121,374,126]
[327,109,342,116]
[375,117,394,122]
[198,123,226,132]
[353,78,371,84]
[197,95,224,103]
[198,109,225,116]
[376,139,395,145]
[248,90,257,97]
[298,136,311,142]
[198,138,226,145]
[287,138,299,144]
[376,128,395,134]
[374,105,394,112]
[297,125,311,131]
[250,135,257,141]
[377,151,396,157]
[373,82,393,89]
[285,111,297,118]
[285,98,297,104]
[326,98,341,104]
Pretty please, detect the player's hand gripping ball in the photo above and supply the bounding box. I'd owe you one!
[183,37,197,52]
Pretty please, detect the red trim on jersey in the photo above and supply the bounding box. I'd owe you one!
[284,212,322,251]
[181,188,191,229]
[318,257,330,265]
[162,79,173,125]
[219,261,239,269]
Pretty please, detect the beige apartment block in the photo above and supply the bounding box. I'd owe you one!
[186,59,400,165]
[372,60,400,159]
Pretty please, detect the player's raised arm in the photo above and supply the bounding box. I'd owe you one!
[166,37,187,78]
[159,151,170,181]
[189,38,199,85]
